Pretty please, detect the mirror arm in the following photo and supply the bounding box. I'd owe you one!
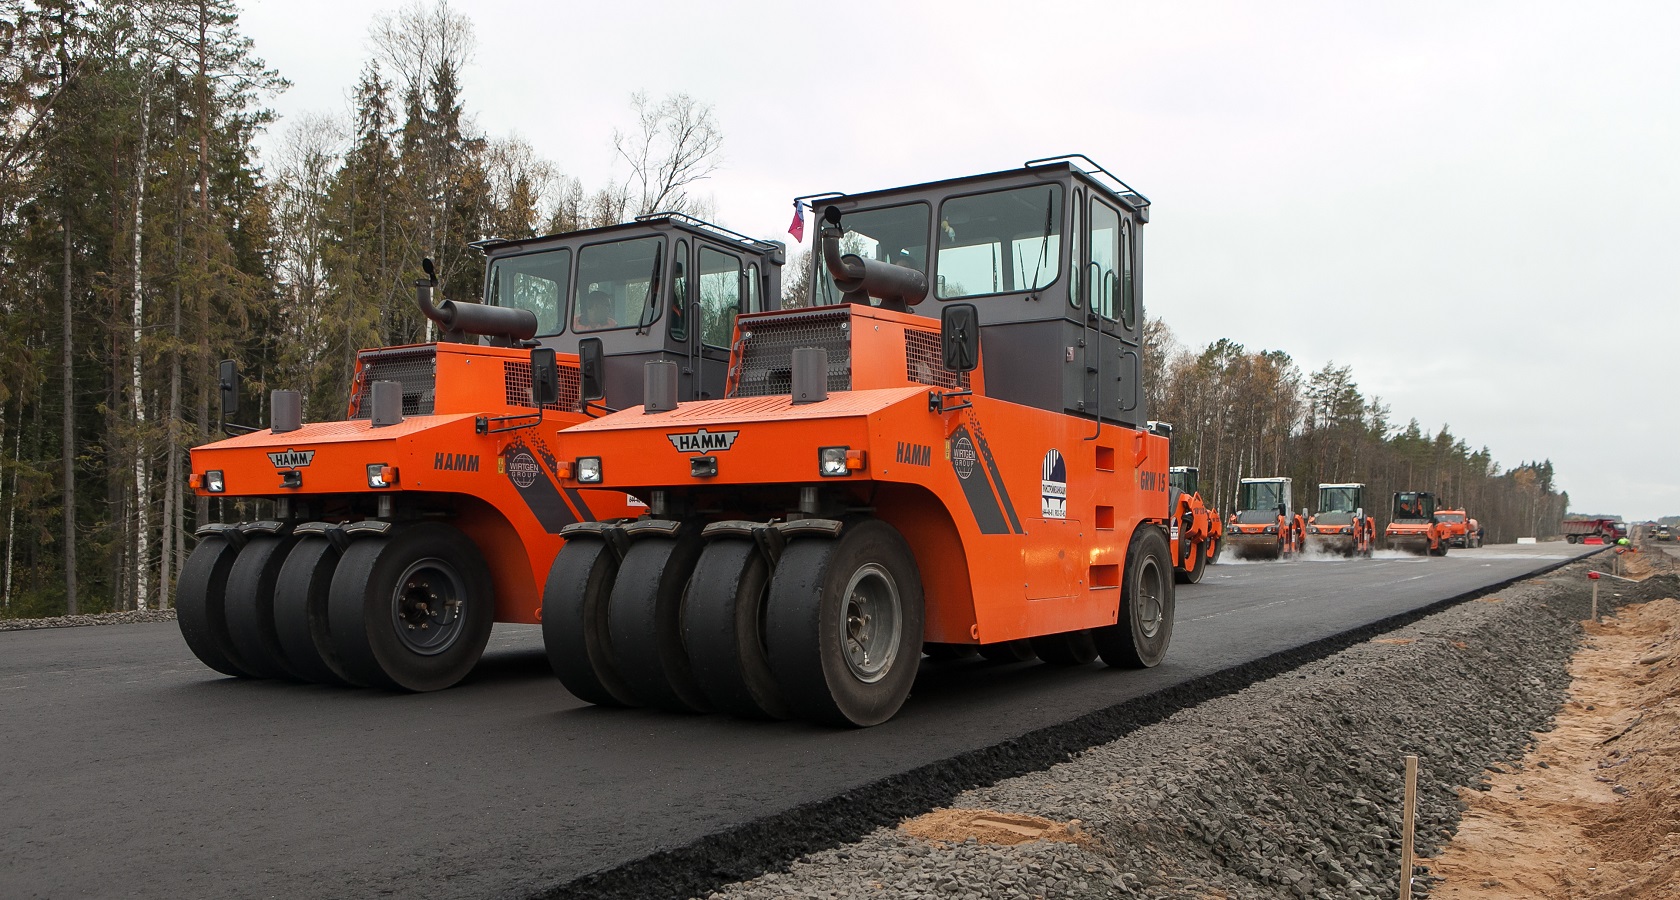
[927,388,973,414]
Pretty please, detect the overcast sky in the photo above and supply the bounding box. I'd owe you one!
[237,0,1680,521]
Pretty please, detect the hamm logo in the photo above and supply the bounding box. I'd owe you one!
[667,428,739,454]
[267,449,315,469]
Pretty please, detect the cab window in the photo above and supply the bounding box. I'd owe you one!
[1090,199,1121,319]
[813,202,930,307]
[935,183,1062,300]
[745,263,764,313]
[575,237,663,332]
[698,247,742,347]
[669,239,689,341]
[1068,192,1083,310]
[486,247,569,336]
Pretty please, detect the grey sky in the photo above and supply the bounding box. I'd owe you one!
[239,0,1680,520]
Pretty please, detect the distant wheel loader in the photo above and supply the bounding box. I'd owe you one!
[540,157,1174,726]
[1385,490,1446,555]
[1305,482,1376,558]
[177,216,784,691]
[1167,465,1223,582]
[1224,477,1305,560]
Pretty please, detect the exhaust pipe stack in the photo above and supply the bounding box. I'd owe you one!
[819,207,928,311]
[415,258,539,346]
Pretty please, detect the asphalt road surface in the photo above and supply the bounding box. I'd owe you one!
[0,542,1595,899]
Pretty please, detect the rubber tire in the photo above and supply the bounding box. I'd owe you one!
[1175,539,1207,584]
[1094,526,1174,668]
[766,520,925,728]
[273,538,357,686]
[176,535,254,678]
[607,529,712,713]
[682,537,791,719]
[1208,535,1224,565]
[328,523,495,692]
[224,534,302,680]
[542,537,637,707]
[1031,629,1099,666]
[924,643,979,661]
[978,640,1038,663]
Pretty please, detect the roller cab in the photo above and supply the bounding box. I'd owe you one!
[1385,490,1445,555]
[1225,477,1304,560]
[1306,483,1376,558]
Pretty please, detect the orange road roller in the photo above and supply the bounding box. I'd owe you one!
[539,157,1176,726]
[1305,482,1376,558]
[1167,465,1223,582]
[1386,490,1446,555]
[178,215,784,690]
[1225,477,1305,561]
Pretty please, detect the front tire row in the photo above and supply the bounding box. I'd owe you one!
[176,522,494,693]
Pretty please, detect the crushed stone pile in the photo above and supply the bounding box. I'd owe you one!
[0,608,177,631]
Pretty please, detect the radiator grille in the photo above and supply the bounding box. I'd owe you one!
[503,359,581,412]
[350,347,437,417]
[732,307,853,398]
[904,329,970,390]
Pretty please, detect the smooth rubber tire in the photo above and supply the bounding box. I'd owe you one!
[1094,526,1174,668]
[1175,538,1207,584]
[979,640,1038,663]
[176,535,253,678]
[1031,629,1099,666]
[273,537,356,686]
[224,534,302,680]
[682,537,791,719]
[543,537,636,707]
[328,523,495,692]
[766,520,924,728]
[607,529,712,713]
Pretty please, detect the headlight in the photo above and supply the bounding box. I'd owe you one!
[576,457,603,483]
[1263,525,1278,534]
[1308,526,1320,534]
[366,464,397,488]
[205,470,225,493]
[819,446,850,477]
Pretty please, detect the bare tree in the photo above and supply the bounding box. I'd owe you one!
[613,91,722,217]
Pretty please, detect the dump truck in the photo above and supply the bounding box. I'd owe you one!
[1168,465,1223,582]
[1385,490,1445,555]
[539,157,1173,726]
[177,215,784,691]
[1435,507,1478,548]
[1305,482,1376,557]
[1224,477,1305,560]
[1561,517,1624,544]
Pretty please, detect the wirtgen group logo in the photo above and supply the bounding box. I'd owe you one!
[267,449,315,469]
[508,452,541,489]
[951,436,976,480]
[667,428,739,453]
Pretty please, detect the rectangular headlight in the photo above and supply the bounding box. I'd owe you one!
[819,446,849,477]
[367,463,396,488]
[576,457,603,483]
[204,470,225,493]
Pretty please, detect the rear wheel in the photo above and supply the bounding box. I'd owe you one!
[273,538,356,686]
[1175,539,1207,584]
[542,537,636,707]
[328,523,495,692]
[176,534,253,678]
[682,537,790,719]
[607,528,711,713]
[1031,629,1099,666]
[766,520,924,727]
[978,640,1037,663]
[224,534,302,681]
[1094,526,1174,668]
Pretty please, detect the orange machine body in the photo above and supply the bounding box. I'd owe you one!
[1435,508,1475,549]
[558,304,1171,645]
[1385,490,1445,555]
[1166,466,1222,578]
[190,342,637,624]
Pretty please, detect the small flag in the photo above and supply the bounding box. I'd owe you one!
[788,198,805,243]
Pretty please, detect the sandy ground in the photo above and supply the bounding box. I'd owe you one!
[1428,544,1680,899]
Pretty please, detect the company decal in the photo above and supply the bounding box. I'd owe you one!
[502,442,577,534]
[896,441,932,467]
[508,452,541,488]
[951,436,976,480]
[267,449,314,469]
[433,452,480,472]
[1040,449,1067,519]
[948,424,1019,535]
[667,428,739,454]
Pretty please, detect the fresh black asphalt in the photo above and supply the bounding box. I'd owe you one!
[0,543,1596,899]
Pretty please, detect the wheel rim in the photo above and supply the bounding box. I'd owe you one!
[1134,554,1165,639]
[389,557,468,656]
[838,562,901,684]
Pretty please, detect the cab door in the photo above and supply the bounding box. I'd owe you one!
[691,244,747,400]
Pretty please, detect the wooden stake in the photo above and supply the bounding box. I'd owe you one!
[1592,580,1599,620]
[1401,754,1418,900]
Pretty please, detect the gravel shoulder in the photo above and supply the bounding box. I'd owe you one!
[698,554,1676,900]
[0,608,176,630]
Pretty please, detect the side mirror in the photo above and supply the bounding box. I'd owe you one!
[529,347,559,407]
[219,359,239,418]
[940,303,980,373]
[578,338,606,403]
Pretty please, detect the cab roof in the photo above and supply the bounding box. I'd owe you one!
[797,155,1150,221]
[471,212,785,261]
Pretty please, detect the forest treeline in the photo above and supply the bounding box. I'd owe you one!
[0,0,1566,618]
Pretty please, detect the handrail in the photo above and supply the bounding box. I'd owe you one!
[1025,154,1151,208]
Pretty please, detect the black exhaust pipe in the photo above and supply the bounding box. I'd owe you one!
[819,207,927,311]
[415,258,538,345]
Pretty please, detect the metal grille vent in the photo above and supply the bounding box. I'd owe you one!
[351,347,437,417]
[732,307,853,398]
[504,359,581,412]
[904,329,970,390]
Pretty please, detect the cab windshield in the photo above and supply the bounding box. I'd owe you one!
[1238,481,1285,515]
[486,248,570,336]
[575,237,664,332]
[1318,487,1360,513]
[1438,513,1465,523]
[936,184,1062,299]
[1169,469,1198,495]
[812,203,929,307]
[1393,492,1434,520]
